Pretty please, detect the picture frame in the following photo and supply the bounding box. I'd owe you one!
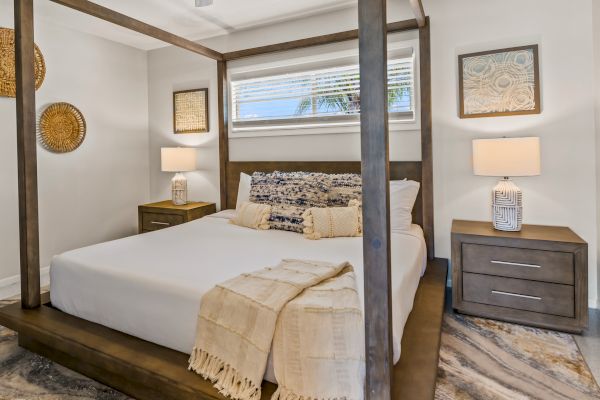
[458,45,541,118]
[173,88,209,133]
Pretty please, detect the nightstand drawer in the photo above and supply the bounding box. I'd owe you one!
[462,273,575,318]
[141,212,184,231]
[462,243,574,285]
[139,201,216,234]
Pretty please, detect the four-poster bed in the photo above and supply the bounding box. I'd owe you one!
[1,0,448,399]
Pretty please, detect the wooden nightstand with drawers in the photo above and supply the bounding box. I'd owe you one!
[138,200,216,234]
[451,220,588,333]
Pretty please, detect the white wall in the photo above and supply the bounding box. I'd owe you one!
[148,46,220,204]
[148,0,599,307]
[147,3,421,204]
[0,1,150,295]
[427,0,598,307]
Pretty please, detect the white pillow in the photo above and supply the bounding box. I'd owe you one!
[390,179,420,232]
[236,172,252,210]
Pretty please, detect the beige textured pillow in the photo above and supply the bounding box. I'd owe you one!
[230,202,271,230]
[302,202,362,240]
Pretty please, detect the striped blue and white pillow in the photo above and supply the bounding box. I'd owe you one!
[250,171,330,233]
[327,173,362,207]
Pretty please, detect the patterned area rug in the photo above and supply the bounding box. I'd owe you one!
[1,298,599,399]
[435,313,600,400]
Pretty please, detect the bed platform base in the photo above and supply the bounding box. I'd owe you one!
[0,258,447,400]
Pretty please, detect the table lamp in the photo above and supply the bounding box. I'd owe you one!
[472,137,541,232]
[161,147,197,205]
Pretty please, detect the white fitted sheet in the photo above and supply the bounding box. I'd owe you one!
[50,211,426,381]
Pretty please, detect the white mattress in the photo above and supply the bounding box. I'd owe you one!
[50,210,426,382]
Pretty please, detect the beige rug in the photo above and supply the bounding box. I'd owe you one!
[435,313,600,400]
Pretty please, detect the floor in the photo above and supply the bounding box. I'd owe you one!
[574,307,600,383]
[1,292,599,399]
[443,288,600,385]
[434,289,600,399]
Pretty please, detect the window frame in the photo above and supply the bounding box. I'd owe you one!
[228,37,421,138]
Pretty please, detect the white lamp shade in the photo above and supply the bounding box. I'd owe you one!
[472,137,541,177]
[161,147,197,172]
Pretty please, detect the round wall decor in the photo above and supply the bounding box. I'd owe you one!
[39,102,86,153]
[0,27,46,98]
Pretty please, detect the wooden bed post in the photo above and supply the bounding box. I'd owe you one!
[14,0,41,309]
[409,0,426,28]
[218,60,229,210]
[49,0,222,60]
[419,17,435,260]
[358,0,393,398]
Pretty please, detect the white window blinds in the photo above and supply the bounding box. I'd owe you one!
[230,54,415,131]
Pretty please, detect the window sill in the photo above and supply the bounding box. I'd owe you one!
[230,119,420,139]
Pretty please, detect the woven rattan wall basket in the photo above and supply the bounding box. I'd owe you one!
[39,103,86,153]
[0,27,46,98]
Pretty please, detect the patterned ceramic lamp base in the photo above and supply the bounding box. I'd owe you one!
[492,179,522,232]
[171,172,188,206]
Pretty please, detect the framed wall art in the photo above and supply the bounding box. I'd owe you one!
[173,88,209,134]
[458,45,541,118]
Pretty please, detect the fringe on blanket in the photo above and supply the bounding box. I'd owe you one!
[272,385,352,400]
[188,347,262,400]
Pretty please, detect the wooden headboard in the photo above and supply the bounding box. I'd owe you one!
[226,161,424,229]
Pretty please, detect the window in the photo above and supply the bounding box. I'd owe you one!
[230,53,415,132]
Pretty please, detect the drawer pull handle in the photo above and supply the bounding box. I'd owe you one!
[491,260,541,269]
[150,221,170,226]
[492,290,541,301]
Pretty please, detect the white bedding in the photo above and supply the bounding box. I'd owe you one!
[50,210,426,382]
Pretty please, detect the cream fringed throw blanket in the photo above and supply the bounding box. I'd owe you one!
[188,259,365,400]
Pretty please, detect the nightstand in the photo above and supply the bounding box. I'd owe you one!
[451,220,588,333]
[138,200,216,233]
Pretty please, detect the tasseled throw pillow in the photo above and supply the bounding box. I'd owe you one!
[302,200,362,240]
[230,201,271,230]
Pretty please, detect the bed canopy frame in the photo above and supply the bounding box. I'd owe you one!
[3,0,447,399]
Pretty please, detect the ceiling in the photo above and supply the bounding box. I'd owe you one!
[36,0,357,50]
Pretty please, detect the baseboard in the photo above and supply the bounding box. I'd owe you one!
[0,267,50,300]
